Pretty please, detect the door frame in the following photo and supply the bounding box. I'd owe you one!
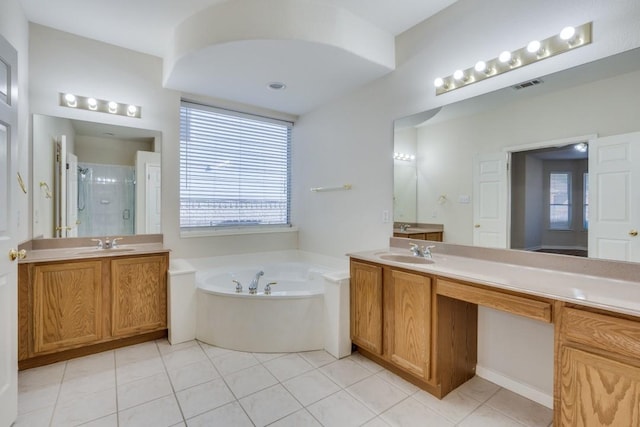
[502,134,597,248]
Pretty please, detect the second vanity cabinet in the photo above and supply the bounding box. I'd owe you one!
[350,259,477,397]
[19,252,168,368]
[556,304,640,426]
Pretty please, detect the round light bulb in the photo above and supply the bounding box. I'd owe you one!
[64,93,77,107]
[433,77,444,88]
[499,51,512,63]
[87,97,97,110]
[127,105,137,116]
[474,61,487,72]
[560,26,576,41]
[453,69,465,81]
[108,101,118,113]
[527,40,541,53]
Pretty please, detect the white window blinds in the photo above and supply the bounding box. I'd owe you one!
[180,101,292,229]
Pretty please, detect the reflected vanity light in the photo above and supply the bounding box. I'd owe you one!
[59,93,142,119]
[394,152,415,161]
[434,22,592,95]
[574,142,588,152]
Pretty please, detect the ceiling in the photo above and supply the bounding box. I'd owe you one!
[19,0,457,115]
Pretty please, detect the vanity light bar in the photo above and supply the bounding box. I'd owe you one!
[394,152,415,161]
[434,22,592,95]
[59,93,142,118]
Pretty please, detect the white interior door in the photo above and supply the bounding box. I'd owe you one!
[588,132,640,261]
[146,163,161,233]
[66,152,78,237]
[473,152,508,248]
[0,34,19,427]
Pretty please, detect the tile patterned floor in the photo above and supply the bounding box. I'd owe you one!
[15,339,554,426]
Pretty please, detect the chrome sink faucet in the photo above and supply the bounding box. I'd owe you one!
[103,237,123,249]
[248,271,264,294]
[91,238,103,249]
[409,242,435,259]
[400,224,411,231]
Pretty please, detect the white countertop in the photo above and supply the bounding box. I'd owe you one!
[349,248,640,318]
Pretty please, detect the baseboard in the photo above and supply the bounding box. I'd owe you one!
[475,365,553,409]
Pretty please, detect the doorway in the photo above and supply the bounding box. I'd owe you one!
[510,144,588,257]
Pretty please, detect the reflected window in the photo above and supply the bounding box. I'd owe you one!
[0,58,8,105]
[583,172,589,230]
[549,172,571,229]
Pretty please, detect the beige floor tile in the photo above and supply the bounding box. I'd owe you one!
[263,353,313,382]
[116,356,165,385]
[117,371,173,410]
[375,370,420,395]
[64,351,115,381]
[320,358,373,387]
[223,363,278,399]
[298,350,337,368]
[486,389,553,427]
[167,359,220,392]
[239,384,302,426]
[118,395,183,427]
[455,376,501,403]
[50,387,116,427]
[78,413,118,426]
[186,401,253,427]
[115,341,160,367]
[161,345,208,372]
[252,352,286,363]
[175,377,235,419]
[18,362,66,391]
[348,352,385,373]
[18,382,60,415]
[459,404,525,427]
[347,375,409,415]
[13,404,54,426]
[381,397,455,427]
[307,390,375,427]
[211,351,259,376]
[58,369,116,404]
[282,369,341,406]
[268,409,322,427]
[413,389,482,424]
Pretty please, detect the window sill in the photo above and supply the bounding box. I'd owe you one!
[181,225,298,238]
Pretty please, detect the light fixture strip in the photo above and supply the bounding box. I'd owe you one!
[59,93,142,118]
[435,22,592,95]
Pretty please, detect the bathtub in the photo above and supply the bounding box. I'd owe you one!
[169,251,351,356]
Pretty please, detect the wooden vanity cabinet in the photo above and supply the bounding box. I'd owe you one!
[384,269,432,382]
[19,252,168,369]
[31,260,104,354]
[350,261,383,355]
[392,231,443,241]
[556,304,640,426]
[350,259,476,398]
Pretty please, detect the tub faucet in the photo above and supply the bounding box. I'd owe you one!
[248,271,264,294]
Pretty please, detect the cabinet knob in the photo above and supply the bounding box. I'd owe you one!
[474,224,481,228]
[8,248,27,261]
[630,229,639,237]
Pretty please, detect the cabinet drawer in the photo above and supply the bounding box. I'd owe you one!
[561,307,640,360]
[436,279,552,323]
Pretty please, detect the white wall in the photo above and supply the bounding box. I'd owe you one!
[393,127,417,223]
[75,135,153,166]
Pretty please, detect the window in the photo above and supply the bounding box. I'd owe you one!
[549,172,571,229]
[583,172,589,230]
[180,101,292,230]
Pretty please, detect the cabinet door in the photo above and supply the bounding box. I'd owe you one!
[387,269,431,380]
[350,261,383,355]
[560,346,640,426]
[32,261,102,354]
[111,255,167,337]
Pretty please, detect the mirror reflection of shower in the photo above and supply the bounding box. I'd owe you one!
[76,162,136,237]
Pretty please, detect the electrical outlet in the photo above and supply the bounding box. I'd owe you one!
[382,210,390,223]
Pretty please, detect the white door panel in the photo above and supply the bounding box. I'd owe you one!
[473,152,508,248]
[588,132,640,261]
[0,34,19,427]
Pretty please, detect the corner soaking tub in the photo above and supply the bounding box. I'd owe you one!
[189,251,349,354]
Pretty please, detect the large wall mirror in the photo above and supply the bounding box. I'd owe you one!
[393,47,640,262]
[32,114,162,239]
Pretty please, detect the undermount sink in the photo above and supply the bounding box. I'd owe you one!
[378,254,435,265]
[74,247,136,255]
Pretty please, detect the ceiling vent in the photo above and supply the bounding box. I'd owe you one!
[512,79,544,90]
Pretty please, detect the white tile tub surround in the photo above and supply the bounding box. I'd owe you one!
[168,250,350,358]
